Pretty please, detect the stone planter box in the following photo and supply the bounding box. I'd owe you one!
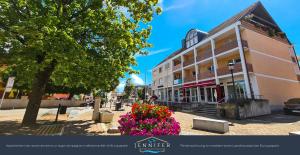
[193,117,229,133]
[99,110,114,123]
[217,99,271,119]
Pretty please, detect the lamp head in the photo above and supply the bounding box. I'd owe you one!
[228,62,235,70]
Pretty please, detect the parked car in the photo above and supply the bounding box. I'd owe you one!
[283,98,300,115]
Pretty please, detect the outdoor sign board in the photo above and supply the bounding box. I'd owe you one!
[5,77,15,92]
[0,77,15,109]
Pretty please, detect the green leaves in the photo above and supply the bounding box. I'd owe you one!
[0,0,161,94]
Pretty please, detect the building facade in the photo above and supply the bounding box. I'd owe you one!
[151,2,300,111]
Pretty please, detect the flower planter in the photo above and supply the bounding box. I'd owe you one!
[99,110,114,123]
[118,103,181,136]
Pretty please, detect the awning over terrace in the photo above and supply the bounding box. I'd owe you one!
[183,79,215,89]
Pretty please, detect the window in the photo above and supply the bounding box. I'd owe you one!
[165,63,170,69]
[235,58,241,63]
[192,71,196,77]
[174,90,179,102]
[152,70,157,77]
[159,78,164,85]
[208,66,214,73]
[191,88,198,102]
[186,30,198,48]
[159,67,162,73]
[227,80,246,99]
[228,58,241,64]
[200,88,205,101]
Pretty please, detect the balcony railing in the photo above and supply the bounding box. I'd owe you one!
[217,63,253,76]
[196,49,212,62]
[198,71,215,80]
[184,76,196,83]
[183,59,195,67]
[241,21,289,44]
[173,64,182,71]
[173,79,182,85]
[214,40,248,55]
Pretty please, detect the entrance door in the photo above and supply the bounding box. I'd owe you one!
[199,87,205,101]
[206,87,218,104]
[185,89,190,102]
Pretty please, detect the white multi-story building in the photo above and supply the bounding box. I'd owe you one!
[151,2,300,111]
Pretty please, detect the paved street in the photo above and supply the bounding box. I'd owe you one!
[0,106,299,135]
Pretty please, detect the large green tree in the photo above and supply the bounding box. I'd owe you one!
[0,0,161,126]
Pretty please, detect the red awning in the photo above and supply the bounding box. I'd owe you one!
[183,82,197,89]
[182,80,216,89]
[196,80,215,87]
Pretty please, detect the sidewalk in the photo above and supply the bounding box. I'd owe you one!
[1,106,300,135]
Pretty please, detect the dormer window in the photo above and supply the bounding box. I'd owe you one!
[186,30,198,48]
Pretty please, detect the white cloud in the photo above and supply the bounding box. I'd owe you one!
[163,0,195,12]
[131,74,145,85]
[136,48,170,57]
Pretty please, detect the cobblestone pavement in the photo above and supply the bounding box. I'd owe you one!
[173,111,300,135]
[1,106,300,135]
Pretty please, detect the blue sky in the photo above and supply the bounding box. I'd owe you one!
[116,0,300,92]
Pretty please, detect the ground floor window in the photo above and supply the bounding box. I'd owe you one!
[174,90,179,102]
[159,90,165,101]
[185,89,190,102]
[191,88,198,102]
[206,87,216,102]
[199,87,205,101]
[167,89,172,101]
[227,80,246,99]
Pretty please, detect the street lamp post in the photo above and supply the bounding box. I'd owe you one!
[228,62,240,120]
[228,62,237,100]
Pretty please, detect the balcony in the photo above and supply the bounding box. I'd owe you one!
[173,64,182,71]
[198,71,215,80]
[196,49,212,62]
[183,59,195,67]
[214,40,248,55]
[184,76,196,83]
[173,79,182,85]
[217,63,253,76]
[241,21,289,44]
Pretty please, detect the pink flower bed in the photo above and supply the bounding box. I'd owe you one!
[118,103,180,136]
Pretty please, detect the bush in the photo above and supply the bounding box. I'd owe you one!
[118,103,181,136]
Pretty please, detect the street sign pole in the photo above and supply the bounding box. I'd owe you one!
[0,77,15,109]
[0,90,6,109]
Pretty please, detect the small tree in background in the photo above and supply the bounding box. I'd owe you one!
[123,78,134,100]
[137,87,146,100]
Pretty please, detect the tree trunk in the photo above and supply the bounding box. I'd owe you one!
[92,97,101,121]
[22,61,56,126]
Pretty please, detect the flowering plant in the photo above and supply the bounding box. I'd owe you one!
[118,103,180,136]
